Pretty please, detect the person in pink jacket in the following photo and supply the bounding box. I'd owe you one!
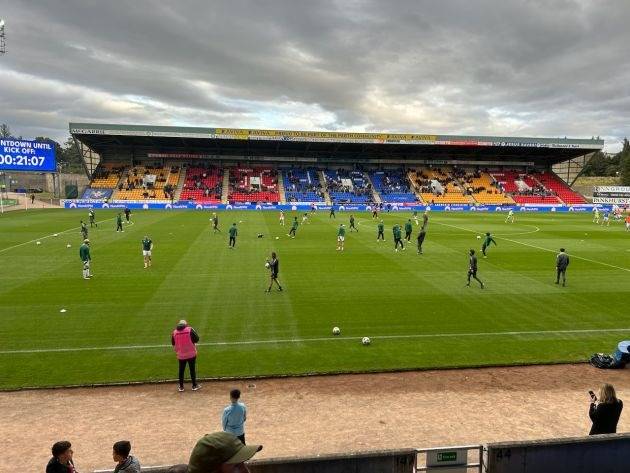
[171,319,201,392]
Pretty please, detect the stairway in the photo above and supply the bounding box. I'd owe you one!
[276,171,286,204]
[407,170,425,204]
[110,168,130,200]
[173,167,187,201]
[318,170,332,205]
[364,173,382,204]
[221,168,230,204]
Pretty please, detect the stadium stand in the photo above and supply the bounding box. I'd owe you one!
[492,170,563,205]
[228,167,279,202]
[534,170,587,204]
[410,167,473,204]
[88,163,125,188]
[283,168,325,203]
[370,169,417,203]
[180,165,223,203]
[324,169,372,203]
[116,164,177,200]
[460,169,515,205]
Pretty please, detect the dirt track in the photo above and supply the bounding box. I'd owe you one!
[3,363,629,472]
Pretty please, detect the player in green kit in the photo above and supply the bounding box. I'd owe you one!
[288,217,298,238]
[349,214,358,232]
[417,229,426,254]
[377,220,385,241]
[393,224,405,251]
[211,213,220,233]
[89,209,97,228]
[142,235,153,268]
[404,219,413,241]
[413,210,419,226]
[421,210,429,231]
[336,224,346,251]
[228,223,238,248]
[116,213,124,232]
[481,232,497,258]
[80,220,88,240]
[79,239,92,279]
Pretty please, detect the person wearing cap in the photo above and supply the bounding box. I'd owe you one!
[171,319,201,392]
[222,388,247,444]
[188,432,262,473]
[79,239,92,280]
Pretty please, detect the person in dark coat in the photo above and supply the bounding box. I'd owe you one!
[555,248,570,286]
[589,383,623,435]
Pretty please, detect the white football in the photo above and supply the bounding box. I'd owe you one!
[66,244,71,248]
[36,241,41,245]
[265,262,270,268]
[332,327,340,335]
[362,337,371,345]
[275,236,279,240]
[53,233,58,237]
[476,235,481,239]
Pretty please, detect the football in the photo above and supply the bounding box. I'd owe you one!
[66,244,71,248]
[265,262,270,269]
[362,336,371,345]
[36,241,41,245]
[332,326,340,335]
[477,235,481,239]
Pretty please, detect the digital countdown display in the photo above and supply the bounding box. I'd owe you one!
[0,139,57,172]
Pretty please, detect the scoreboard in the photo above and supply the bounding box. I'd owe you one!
[0,139,57,172]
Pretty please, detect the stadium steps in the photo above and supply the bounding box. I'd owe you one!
[277,172,287,204]
[364,174,382,204]
[173,168,187,201]
[319,170,332,205]
[221,169,230,204]
[406,171,426,204]
[110,167,131,200]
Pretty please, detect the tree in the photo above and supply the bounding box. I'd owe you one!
[0,123,10,138]
[620,138,630,186]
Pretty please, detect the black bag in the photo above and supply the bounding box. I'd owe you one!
[590,353,620,369]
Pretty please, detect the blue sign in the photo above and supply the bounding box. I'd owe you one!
[61,200,612,213]
[0,138,57,172]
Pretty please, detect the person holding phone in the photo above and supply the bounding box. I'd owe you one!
[589,383,623,435]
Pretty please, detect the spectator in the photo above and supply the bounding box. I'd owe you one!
[188,432,262,473]
[589,383,623,435]
[46,440,76,473]
[112,441,141,473]
[223,388,247,444]
[171,319,201,392]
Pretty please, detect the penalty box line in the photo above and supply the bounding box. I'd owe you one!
[433,220,630,273]
[1,327,629,355]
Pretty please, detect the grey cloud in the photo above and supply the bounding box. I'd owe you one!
[0,0,628,149]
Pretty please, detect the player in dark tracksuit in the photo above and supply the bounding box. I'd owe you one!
[466,249,484,288]
[228,223,237,248]
[266,252,283,292]
[329,205,336,219]
[404,220,413,241]
[555,248,570,286]
[124,207,131,223]
[417,229,426,254]
[349,215,358,232]
[80,221,88,240]
[393,224,404,251]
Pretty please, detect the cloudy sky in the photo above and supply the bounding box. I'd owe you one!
[0,0,628,150]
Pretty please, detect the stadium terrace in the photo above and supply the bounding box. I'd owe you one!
[69,123,603,210]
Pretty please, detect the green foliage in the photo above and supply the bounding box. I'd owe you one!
[0,123,10,138]
[0,210,629,389]
[621,139,630,186]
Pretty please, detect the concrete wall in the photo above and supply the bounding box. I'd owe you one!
[486,433,630,473]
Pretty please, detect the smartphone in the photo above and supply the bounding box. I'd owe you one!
[589,390,597,401]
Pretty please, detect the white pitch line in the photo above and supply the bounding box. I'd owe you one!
[0,217,117,254]
[434,220,630,273]
[1,327,628,355]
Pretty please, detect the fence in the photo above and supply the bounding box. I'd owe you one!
[94,434,630,473]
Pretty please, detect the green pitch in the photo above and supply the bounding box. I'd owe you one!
[0,209,628,389]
